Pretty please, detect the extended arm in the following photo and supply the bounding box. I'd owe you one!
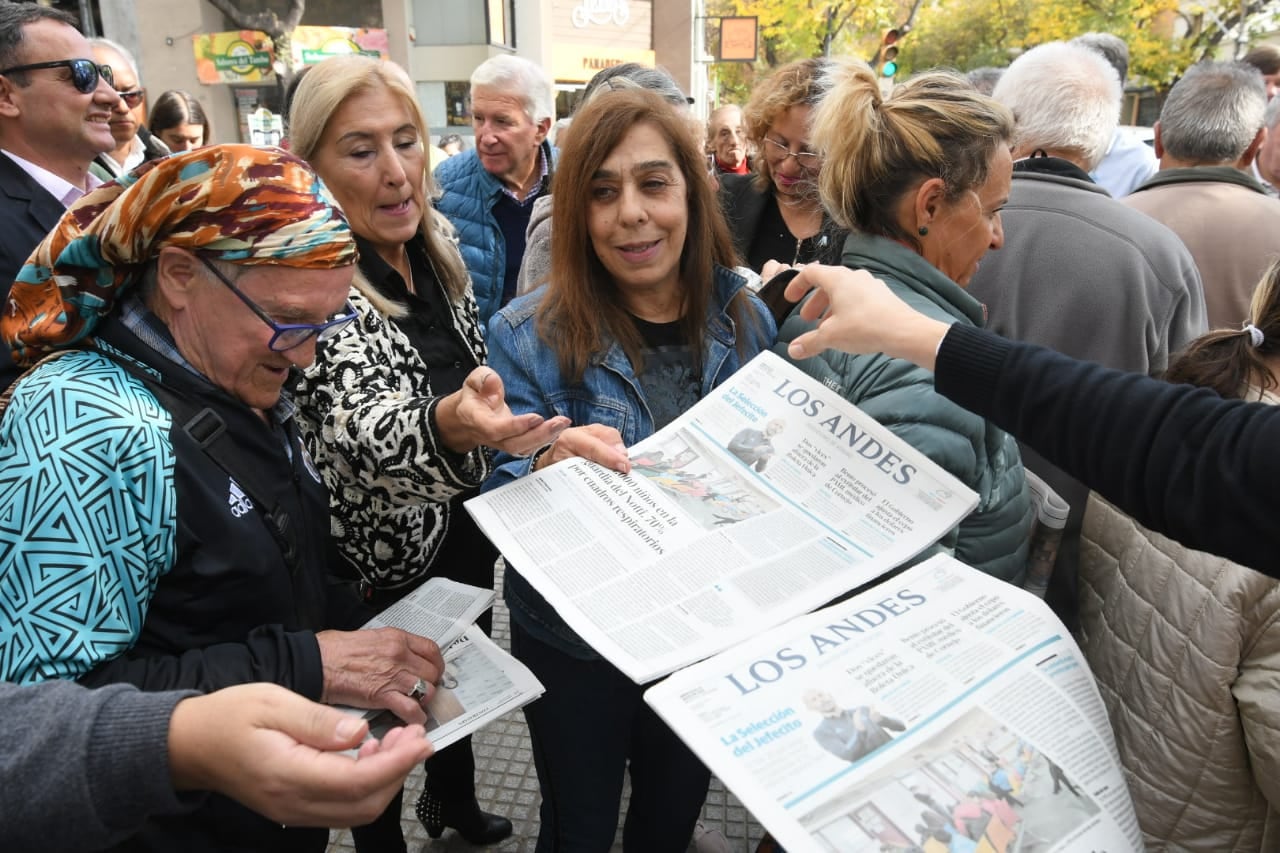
[784,264,1280,576]
[0,679,433,851]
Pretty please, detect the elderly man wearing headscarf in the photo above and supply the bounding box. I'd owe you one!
[0,145,446,853]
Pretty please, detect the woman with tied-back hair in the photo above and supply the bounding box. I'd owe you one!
[148,89,212,152]
[1078,259,1280,852]
[483,87,775,851]
[775,60,1033,582]
[287,54,568,850]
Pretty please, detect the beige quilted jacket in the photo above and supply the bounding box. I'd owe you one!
[1079,494,1280,852]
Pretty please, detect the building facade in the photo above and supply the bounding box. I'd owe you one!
[97,0,704,146]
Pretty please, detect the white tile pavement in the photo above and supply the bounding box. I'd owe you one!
[326,560,766,853]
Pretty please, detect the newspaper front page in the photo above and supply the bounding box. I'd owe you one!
[466,351,979,683]
[646,554,1142,853]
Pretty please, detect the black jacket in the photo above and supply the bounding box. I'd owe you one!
[74,317,363,853]
[91,126,171,180]
[716,172,845,270]
[0,152,65,390]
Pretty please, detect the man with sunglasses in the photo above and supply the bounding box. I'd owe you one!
[0,5,120,390]
[89,37,170,180]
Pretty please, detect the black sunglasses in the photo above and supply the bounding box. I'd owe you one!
[0,58,113,94]
[116,88,144,109]
[197,256,359,352]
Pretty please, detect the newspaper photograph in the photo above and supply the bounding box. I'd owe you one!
[645,555,1142,853]
[465,351,979,683]
[351,630,544,753]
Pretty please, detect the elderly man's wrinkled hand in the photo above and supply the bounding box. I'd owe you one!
[438,367,569,456]
[315,627,444,725]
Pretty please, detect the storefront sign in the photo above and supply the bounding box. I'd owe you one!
[552,45,656,83]
[719,17,758,63]
[194,31,274,84]
[571,0,630,28]
[194,27,389,85]
[293,26,389,66]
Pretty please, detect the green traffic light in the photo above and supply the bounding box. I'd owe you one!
[882,60,898,77]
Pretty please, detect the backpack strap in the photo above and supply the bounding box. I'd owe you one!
[97,349,303,575]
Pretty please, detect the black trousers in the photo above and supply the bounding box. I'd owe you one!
[350,509,498,852]
[511,619,711,852]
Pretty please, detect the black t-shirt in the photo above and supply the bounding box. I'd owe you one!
[747,194,840,271]
[631,315,699,430]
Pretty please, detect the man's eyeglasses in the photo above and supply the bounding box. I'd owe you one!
[0,58,113,94]
[197,256,358,352]
[762,136,821,170]
[115,88,144,109]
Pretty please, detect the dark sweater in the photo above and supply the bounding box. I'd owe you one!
[936,323,1280,577]
[4,680,199,851]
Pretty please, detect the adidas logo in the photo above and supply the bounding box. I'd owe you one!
[229,480,254,518]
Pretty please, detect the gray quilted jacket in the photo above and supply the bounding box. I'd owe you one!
[1080,490,1280,852]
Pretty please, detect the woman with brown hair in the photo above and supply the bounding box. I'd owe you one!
[483,86,775,851]
[148,89,212,151]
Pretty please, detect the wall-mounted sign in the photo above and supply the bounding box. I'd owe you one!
[571,0,630,28]
[293,26,389,65]
[194,27,389,85]
[551,46,656,83]
[719,17,758,63]
[194,31,274,84]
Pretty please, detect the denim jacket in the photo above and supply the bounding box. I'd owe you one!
[484,266,776,659]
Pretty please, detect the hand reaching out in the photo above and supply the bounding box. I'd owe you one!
[436,367,570,456]
[782,264,952,370]
[167,682,433,827]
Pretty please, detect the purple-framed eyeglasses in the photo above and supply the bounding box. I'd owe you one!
[198,255,358,352]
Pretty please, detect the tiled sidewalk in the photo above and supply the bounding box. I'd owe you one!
[330,558,762,850]
[326,561,766,852]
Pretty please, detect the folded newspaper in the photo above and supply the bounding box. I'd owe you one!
[336,577,544,751]
[646,554,1143,853]
[1022,471,1071,599]
[466,351,980,683]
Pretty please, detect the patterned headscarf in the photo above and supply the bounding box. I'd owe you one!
[4,144,357,366]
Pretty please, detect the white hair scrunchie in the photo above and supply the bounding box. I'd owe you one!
[1243,322,1265,348]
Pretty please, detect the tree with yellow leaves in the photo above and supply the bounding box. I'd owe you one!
[705,0,917,103]
[704,0,1278,102]
[906,0,1275,88]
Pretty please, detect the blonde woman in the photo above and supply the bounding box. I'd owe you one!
[776,62,1033,581]
[289,55,566,848]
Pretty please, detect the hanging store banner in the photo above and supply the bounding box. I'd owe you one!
[194,27,389,85]
[292,26,389,66]
[719,17,758,63]
[193,30,274,84]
